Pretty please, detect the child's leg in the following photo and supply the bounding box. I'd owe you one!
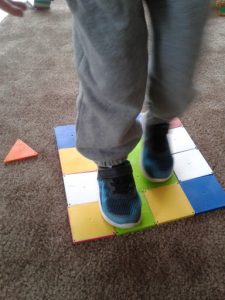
[66,0,148,167]
[145,0,209,124]
[141,0,209,182]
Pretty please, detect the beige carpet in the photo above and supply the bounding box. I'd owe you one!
[1,1,225,299]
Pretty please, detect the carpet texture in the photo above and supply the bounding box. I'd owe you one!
[1,1,225,299]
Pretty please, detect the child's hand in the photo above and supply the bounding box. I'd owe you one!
[0,0,27,17]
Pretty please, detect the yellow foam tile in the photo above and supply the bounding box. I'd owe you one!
[68,202,115,243]
[59,148,97,175]
[144,183,195,224]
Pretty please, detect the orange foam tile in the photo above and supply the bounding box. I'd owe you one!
[58,148,97,175]
[68,202,115,243]
[144,183,194,224]
[4,139,38,163]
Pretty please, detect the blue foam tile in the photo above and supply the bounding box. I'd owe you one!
[137,113,143,123]
[181,175,225,214]
[54,125,76,149]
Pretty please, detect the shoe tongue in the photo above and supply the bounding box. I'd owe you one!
[98,161,132,180]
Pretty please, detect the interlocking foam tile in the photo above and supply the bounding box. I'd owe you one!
[173,149,213,182]
[137,113,144,123]
[168,127,196,154]
[144,183,195,224]
[134,170,178,193]
[54,125,76,149]
[54,123,225,244]
[68,202,115,243]
[116,192,156,235]
[59,148,97,175]
[28,0,51,9]
[169,118,183,129]
[128,139,178,192]
[219,7,225,16]
[181,175,225,214]
[64,172,99,206]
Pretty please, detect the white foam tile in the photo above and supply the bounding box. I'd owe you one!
[63,172,99,206]
[173,149,213,182]
[0,10,8,23]
[168,127,196,154]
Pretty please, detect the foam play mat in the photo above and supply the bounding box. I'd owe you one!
[54,116,225,244]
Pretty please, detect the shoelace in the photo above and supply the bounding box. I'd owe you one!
[110,175,135,195]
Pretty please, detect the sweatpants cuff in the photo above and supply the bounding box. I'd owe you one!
[95,157,127,168]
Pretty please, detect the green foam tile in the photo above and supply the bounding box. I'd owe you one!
[219,7,225,15]
[135,171,178,192]
[128,139,178,192]
[116,192,156,235]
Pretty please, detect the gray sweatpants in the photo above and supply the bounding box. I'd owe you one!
[66,0,209,167]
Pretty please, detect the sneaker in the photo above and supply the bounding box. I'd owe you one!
[98,160,141,229]
[141,123,173,182]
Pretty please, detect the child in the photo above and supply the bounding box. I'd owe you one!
[65,0,209,229]
[2,0,209,229]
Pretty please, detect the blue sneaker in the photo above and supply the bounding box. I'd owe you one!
[98,161,141,228]
[141,123,173,182]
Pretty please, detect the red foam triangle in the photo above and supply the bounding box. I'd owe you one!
[4,139,38,163]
